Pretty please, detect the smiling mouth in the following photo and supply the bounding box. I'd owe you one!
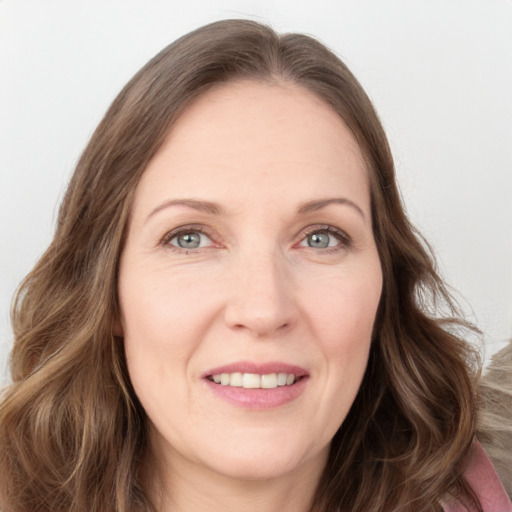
[207,372,302,389]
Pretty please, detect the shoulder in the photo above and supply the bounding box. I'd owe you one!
[444,441,512,512]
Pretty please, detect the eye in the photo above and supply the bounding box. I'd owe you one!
[163,227,215,250]
[298,226,350,250]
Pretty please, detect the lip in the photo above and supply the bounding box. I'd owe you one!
[202,361,309,410]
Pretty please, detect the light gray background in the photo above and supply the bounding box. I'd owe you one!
[1,0,511,384]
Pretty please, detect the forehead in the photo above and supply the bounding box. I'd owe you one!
[134,80,370,215]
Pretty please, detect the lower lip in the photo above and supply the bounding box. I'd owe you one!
[204,377,308,409]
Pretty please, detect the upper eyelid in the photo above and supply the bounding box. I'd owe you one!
[298,224,351,242]
[160,224,217,246]
[301,224,344,235]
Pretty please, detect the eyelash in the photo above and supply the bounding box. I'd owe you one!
[160,224,352,254]
[160,224,216,253]
[300,225,352,253]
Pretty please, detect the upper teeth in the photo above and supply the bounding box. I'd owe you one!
[211,372,296,389]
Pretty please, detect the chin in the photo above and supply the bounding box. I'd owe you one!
[197,433,330,482]
[149,416,332,484]
[207,451,311,481]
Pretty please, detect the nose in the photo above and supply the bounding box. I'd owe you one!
[223,249,296,338]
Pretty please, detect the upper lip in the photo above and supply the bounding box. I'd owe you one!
[203,361,309,378]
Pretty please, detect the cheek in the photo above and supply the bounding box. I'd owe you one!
[118,260,231,409]
[118,265,200,390]
[305,264,381,414]
[119,273,212,424]
[120,262,214,343]
[308,264,382,349]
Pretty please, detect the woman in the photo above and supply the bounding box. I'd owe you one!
[0,19,509,512]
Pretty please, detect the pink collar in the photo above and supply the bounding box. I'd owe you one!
[444,440,511,511]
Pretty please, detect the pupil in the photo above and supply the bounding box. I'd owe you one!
[178,232,200,248]
[308,232,329,248]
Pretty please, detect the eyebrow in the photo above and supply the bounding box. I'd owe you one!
[146,199,223,222]
[297,198,366,220]
[145,196,366,223]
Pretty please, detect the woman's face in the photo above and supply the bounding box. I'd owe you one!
[118,81,382,482]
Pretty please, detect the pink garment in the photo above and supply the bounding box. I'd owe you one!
[444,441,511,511]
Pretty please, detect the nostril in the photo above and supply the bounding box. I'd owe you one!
[229,321,290,337]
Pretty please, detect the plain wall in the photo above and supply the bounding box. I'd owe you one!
[1,0,511,384]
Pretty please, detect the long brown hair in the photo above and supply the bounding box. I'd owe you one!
[0,19,481,511]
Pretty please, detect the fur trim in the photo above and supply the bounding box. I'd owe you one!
[477,340,512,498]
